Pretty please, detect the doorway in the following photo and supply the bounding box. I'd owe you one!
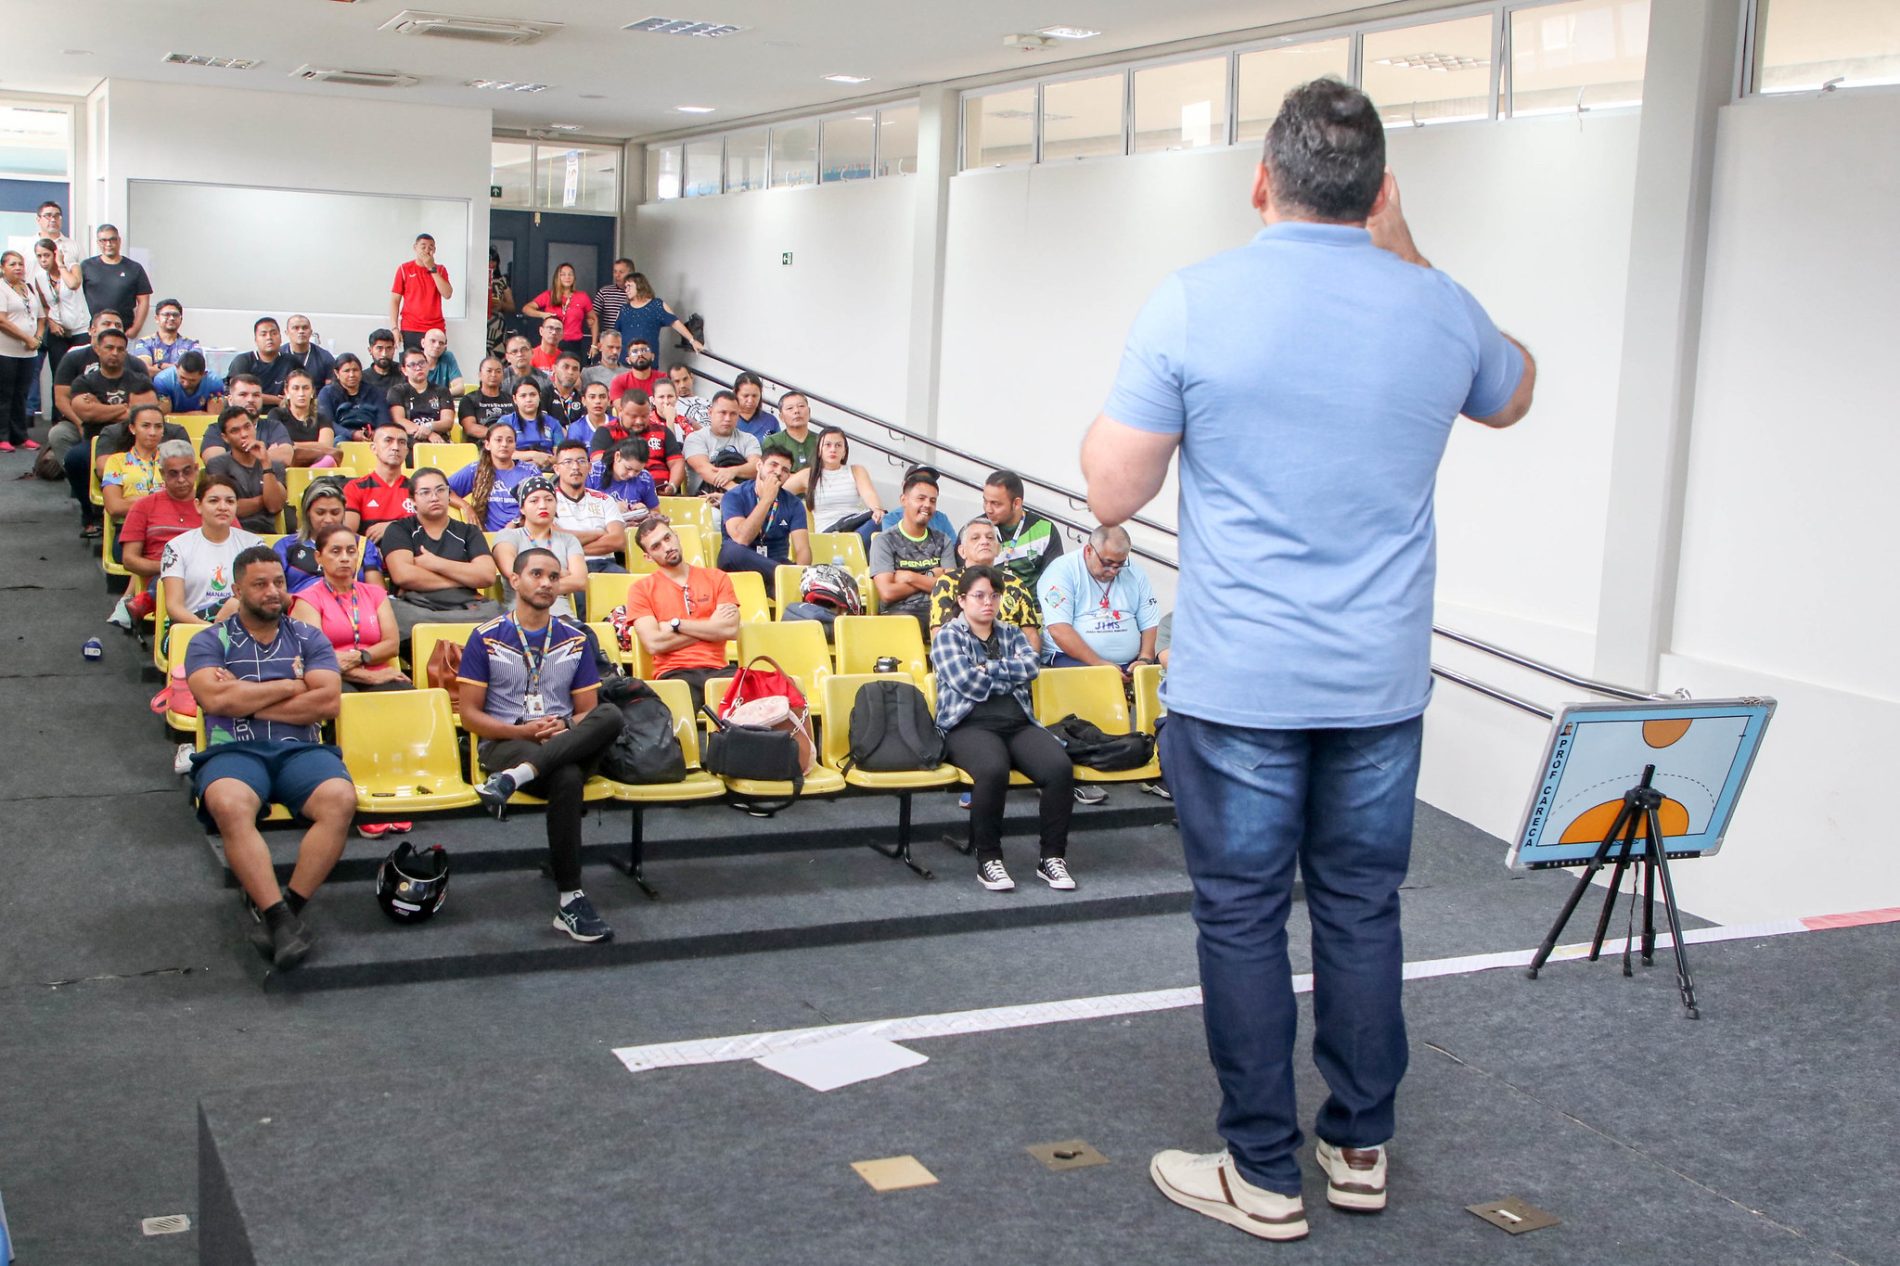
[490,209,619,348]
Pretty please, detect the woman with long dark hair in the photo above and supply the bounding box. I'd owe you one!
[0,250,45,452]
[803,426,883,548]
[447,421,534,531]
[523,262,593,361]
[288,524,408,692]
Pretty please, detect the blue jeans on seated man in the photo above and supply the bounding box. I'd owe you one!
[1160,711,1422,1198]
[584,556,628,574]
[1049,651,1134,671]
[715,537,781,579]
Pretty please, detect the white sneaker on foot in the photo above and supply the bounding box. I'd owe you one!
[173,743,194,776]
[976,858,1014,891]
[1149,1149,1308,1241]
[1315,1140,1387,1212]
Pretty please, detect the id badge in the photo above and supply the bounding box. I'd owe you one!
[522,692,547,718]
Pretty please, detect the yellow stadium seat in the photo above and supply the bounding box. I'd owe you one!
[337,689,482,813]
[1032,665,1161,782]
[414,442,477,475]
[174,413,217,448]
[163,622,209,733]
[599,676,728,896]
[88,437,103,507]
[1132,663,1166,737]
[704,675,845,798]
[408,622,481,698]
[101,511,130,578]
[735,621,832,716]
[626,524,705,575]
[823,673,958,879]
[772,561,871,616]
[190,711,293,823]
[334,442,375,474]
[585,571,638,625]
[834,614,929,685]
[657,495,713,535]
[587,620,623,668]
[468,734,614,808]
[807,532,869,575]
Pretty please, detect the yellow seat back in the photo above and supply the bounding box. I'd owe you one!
[174,413,217,448]
[727,569,771,626]
[415,442,477,474]
[735,620,832,713]
[820,673,945,769]
[409,621,481,679]
[1032,665,1133,733]
[1132,663,1166,736]
[336,689,471,795]
[808,532,869,575]
[585,572,638,624]
[658,496,713,534]
[835,615,929,684]
[334,442,375,474]
[88,437,104,506]
[647,676,708,769]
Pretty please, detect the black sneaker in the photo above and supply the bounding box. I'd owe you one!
[270,911,314,971]
[477,771,517,820]
[1073,783,1107,805]
[242,899,272,960]
[977,858,1015,892]
[1140,781,1172,801]
[553,893,613,943]
[1036,857,1077,891]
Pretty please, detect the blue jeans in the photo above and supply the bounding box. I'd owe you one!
[1161,711,1422,1196]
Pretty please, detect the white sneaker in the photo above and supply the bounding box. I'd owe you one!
[1036,857,1076,890]
[106,596,134,630]
[1149,1149,1308,1242]
[976,858,1014,892]
[1315,1140,1388,1212]
[173,743,195,776]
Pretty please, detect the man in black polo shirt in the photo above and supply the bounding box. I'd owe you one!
[364,328,406,398]
[80,224,152,336]
[280,314,336,392]
[65,328,158,531]
[227,316,294,407]
[386,346,453,444]
[457,355,511,443]
[48,310,124,459]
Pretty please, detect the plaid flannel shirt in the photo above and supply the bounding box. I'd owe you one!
[929,615,1041,733]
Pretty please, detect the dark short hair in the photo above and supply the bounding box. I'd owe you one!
[196,471,241,500]
[177,350,207,374]
[613,256,635,271]
[94,327,128,345]
[956,565,1008,598]
[415,233,436,244]
[504,333,531,350]
[617,388,650,406]
[903,465,941,493]
[334,352,362,370]
[625,337,652,350]
[373,416,409,434]
[408,466,447,491]
[984,470,1024,502]
[633,515,672,550]
[36,200,60,214]
[253,316,278,331]
[156,298,183,315]
[402,347,428,365]
[232,545,284,584]
[709,390,738,408]
[1265,77,1386,222]
[369,328,397,345]
[779,390,808,408]
[90,311,120,331]
[217,405,252,427]
[226,372,263,391]
[511,546,559,576]
[556,352,582,368]
[512,378,543,400]
[555,438,589,457]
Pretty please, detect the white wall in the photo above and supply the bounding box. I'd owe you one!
[96,79,492,371]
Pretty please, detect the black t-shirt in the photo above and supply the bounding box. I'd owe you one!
[70,365,154,423]
[267,405,327,445]
[97,418,188,456]
[544,386,587,427]
[55,345,101,389]
[458,391,511,432]
[380,516,493,609]
[79,256,153,324]
[388,382,453,430]
[227,352,294,398]
[205,453,287,533]
[365,362,406,398]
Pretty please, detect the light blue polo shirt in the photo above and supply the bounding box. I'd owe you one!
[1103,221,1521,729]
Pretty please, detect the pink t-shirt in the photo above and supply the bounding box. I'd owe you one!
[531,289,593,341]
[301,581,392,665]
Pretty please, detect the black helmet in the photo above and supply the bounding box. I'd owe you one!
[375,842,450,923]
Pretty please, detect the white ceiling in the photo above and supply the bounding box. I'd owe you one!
[2,0,1392,139]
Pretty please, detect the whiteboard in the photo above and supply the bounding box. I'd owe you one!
[126,180,469,320]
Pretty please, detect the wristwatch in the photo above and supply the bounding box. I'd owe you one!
[668,617,682,634]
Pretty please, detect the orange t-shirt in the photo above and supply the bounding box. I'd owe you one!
[625,566,736,674]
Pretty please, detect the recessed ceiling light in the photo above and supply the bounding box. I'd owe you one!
[675,105,715,114]
[467,78,551,93]
[823,73,871,84]
[1037,25,1101,40]
[163,52,261,70]
[546,123,583,131]
[624,17,743,37]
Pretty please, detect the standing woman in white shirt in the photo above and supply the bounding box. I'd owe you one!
[0,250,46,452]
[33,238,89,399]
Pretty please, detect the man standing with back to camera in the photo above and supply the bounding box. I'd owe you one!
[1082,78,1535,1241]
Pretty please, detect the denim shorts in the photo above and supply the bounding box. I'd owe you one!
[190,739,350,827]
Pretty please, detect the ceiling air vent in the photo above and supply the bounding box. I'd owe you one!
[381,10,559,45]
[163,52,261,70]
[623,17,743,37]
[294,65,421,89]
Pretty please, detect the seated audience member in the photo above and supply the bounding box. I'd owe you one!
[760,391,819,494]
[871,467,957,633]
[500,332,552,399]
[184,547,353,971]
[529,315,565,373]
[682,391,759,494]
[1039,525,1162,674]
[498,379,567,467]
[204,407,287,533]
[581,330,623,391]
[67,327,158,531]
[379,466,504,636]
[551,439,627,571]
[985,469,1065,597]
[804,426,883,547]
[132,298,198,373]
[523,262,593,360]
[878,464,957,539]
[268,369,338,468]
[930,517,1043,655]
[457,356,511,443]
[717,449,810,578]
[592,388,682,494]
[314,353,386,440]
[459,548,624,943]
[115,441,200,615]
[160,473,264,625]
[420,327,462,393]
[544,354,587,428]
[94,403,188,493]
[649,377,694,439]
[491,475,588,615]
[669,364,711,430]
[226,316,293,406]
[448,422,534,532]
[364,328,406,398]
[152,351,224,415]
[386,346,453,444]
[277,480,350,594]
[99,404,169,524]
[626,516,738,710]
[608,339,659,400]
[280,314,336,393]
[593,439,660,528]
[931,565,1076,893]
[342,420,414,551]
[570,381,611,447]
[287,524,408,691]
[200,376,288,463]
[48,311,126,460]
[733,371,778,444]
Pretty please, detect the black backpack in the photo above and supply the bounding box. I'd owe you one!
[843,680,948,773]
[1046,714,1155,772]
[599,676,687,784]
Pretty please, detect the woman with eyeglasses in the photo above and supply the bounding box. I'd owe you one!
[288,524,408,692]
[930,565,1076,894]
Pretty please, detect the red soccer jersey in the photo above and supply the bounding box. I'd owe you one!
[345,470,415,524]
[391,260,448,333]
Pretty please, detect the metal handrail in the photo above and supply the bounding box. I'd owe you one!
[1429,666,1555,721]
[1431,626,1670,703]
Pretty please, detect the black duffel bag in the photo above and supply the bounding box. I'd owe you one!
[1046,714,1155,772]
[700,705,805,813]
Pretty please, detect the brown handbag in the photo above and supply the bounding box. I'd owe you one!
[426,639,463,712]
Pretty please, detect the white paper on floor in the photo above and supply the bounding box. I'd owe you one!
[755,1034,928,1092]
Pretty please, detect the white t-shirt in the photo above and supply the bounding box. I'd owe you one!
[0,282,41,358]
[810,466,867,532]
[553,487,620,538]
[160,528,266,616]
[491,526,585,616]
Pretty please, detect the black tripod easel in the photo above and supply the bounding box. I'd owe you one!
[1526,764,1700,1018]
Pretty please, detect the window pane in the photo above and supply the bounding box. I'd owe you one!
[1236,39,1350,142]
[535,145,618,212]
[877,103,919,176]
[1511,0,1648,115]
[1363,15,1495,126]
[771,122,817,188]
[1133,57,1229,153]
[821,114,875,182]
[647,144,681,201]
[1756,0,1900,93]
[963,87,1036,169]
[0,105,71,179]
[683,138,723,197]
[725,129,768,193]
[1043,73,1125,161]
[491,139,534,208]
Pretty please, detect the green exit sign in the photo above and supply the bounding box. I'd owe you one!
[781,252,793,266]
[490,184,503,198]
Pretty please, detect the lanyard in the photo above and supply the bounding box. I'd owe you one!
[329,582,363,648]
[512,616,549,695]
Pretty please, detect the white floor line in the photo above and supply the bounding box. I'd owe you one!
[608,916,1817,1075]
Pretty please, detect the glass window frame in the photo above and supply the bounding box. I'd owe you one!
[646,143,682,201]
[1035,64,1132,164]
[1742,0,1900,98]
[960,83,1042,170]
[1231,33,1356,144]
[1503,0,1651,119]
[1129,49,1237,154]
[492,136,620,213]
[1356,5,1504,129]
[817,110,878,184]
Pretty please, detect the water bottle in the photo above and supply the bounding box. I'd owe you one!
[831,552,843,569]
[82,636,103,662]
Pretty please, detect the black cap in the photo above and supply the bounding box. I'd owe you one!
[902,464,941,491]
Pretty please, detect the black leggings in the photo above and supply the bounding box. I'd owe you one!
[0,354,31,444]
[478,704,621,890]
[944,709,1073,863]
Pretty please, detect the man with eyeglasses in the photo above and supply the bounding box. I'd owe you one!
[550,438,626,573]
[80,225,152,339]
[133,299,199,374]
[1038,524,1160,677]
